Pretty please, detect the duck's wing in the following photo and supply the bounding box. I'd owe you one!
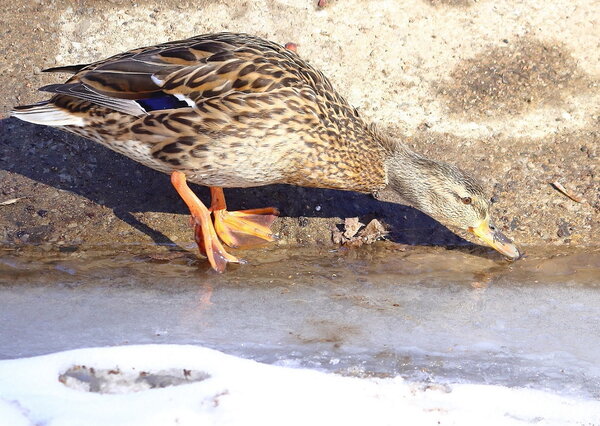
[14,33,356,131]
[52,33,317,111]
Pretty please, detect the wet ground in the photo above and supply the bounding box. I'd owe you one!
[2,244,599,399]
[1,0,599,249]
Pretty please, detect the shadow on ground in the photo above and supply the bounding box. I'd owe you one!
[0,118,469,247]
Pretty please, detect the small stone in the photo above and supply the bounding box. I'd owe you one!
[417,122,432,131]
[284,42,297,52]
[557,219,572,238]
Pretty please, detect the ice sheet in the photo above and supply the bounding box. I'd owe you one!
[1,245,599,400]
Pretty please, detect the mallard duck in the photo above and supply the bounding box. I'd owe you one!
[12,32,520,272]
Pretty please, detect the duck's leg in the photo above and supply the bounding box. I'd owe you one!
[171,171,240,272]
[209,187,279,249]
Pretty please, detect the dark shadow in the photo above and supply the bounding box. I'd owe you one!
[112,209,175,246]
[0,118,471,247]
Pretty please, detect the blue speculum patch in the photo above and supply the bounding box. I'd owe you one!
[136,95,189,111]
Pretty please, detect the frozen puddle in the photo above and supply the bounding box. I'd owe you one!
[1,244,600,422]
[1,344,600,425]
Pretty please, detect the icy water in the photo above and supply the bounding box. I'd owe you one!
[1,243,599,398]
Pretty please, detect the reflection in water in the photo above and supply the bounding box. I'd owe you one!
[1,243,599,398]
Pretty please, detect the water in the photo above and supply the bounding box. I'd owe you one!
[1,243,599,398]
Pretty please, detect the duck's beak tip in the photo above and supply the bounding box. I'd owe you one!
[469,220,521,261]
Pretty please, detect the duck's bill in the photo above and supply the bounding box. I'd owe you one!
[469,220,521,260]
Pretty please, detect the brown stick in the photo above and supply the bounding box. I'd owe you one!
[550,181,584,203]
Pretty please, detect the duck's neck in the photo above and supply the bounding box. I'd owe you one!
[380,138,443,215]
[285,123,391,193]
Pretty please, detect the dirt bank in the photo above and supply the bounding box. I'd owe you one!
[1,0,598,254]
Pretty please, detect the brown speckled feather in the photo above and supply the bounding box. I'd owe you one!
[16,33,389,192]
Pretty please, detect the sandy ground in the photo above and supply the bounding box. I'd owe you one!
[0,0,598,253]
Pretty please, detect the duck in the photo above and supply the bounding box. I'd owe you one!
[12,32,520,272]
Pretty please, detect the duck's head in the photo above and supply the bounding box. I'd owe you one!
[385,152,521,260]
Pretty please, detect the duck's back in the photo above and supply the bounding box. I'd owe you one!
[13,33,387,192]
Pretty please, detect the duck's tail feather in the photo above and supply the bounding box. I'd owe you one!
[39,83,147,117]
[43,64,89,74]
[11,101,85,126]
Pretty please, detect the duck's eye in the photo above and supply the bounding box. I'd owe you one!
[461,197,472,205]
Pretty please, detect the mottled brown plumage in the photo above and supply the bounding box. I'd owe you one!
[22,33,386,191]
[12,32,520,271]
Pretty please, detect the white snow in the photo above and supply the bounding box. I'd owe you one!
[0,345,599,426]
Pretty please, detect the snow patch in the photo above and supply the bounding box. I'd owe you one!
[0,345,599,425]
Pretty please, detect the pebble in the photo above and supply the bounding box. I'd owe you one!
[284,42,298,52]
[557,220,572,238]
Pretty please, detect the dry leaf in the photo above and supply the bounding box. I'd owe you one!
[332,218,388,246]
[343,217,363,239]
[332,226,344,244]
[358,219,388,244]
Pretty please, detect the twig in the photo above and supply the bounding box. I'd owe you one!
[0,197,23,206]
[550,181,583,203]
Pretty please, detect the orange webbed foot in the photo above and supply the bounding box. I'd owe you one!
[171,171,242,273]
[191,215,242,272]
[213,207,280,249]
[209,187,279,249]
